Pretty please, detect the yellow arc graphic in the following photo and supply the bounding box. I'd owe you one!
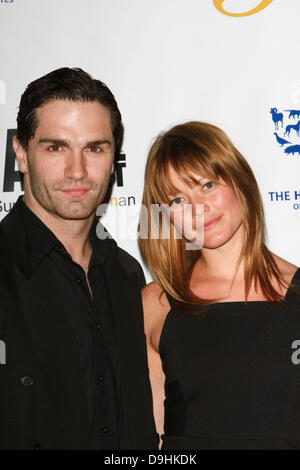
[213,0,274,17]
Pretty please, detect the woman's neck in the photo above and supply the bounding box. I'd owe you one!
[198,228,245,281]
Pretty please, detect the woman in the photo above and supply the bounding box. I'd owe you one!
[139,121,300,450]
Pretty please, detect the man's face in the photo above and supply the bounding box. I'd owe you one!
[14,100,114,221]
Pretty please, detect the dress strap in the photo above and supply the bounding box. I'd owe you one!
[165,290,179,311]
[285,267,300,301]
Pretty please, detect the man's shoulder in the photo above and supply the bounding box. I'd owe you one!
[115,246,142,272]
[0,217,14,257]
[0,223,17,290]
[96,220,143,273]
[109,244,146,288]
[0,198,24,247]
[97,221,143,275]
[0,202,17,226]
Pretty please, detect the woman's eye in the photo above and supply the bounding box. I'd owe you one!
[203,181,214,190]
[170,197,184,206]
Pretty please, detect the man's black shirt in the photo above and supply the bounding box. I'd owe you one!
[10,196,119,449]
[0,195,157,450]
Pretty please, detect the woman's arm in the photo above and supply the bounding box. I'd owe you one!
[142,282,169,442]
[146,335,165,439]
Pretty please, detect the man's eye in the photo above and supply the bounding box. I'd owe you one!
[48,145,62,152]
[88,146,102,153]
[170,197,184,206]
[203,181,214,190]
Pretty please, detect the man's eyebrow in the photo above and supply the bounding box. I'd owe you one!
[85,140,113,147]
[38,138,69,146]
[37,138,113,147]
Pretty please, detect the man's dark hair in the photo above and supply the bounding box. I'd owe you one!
[16,67,123,154]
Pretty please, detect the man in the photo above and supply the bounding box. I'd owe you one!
[0,68,157,450]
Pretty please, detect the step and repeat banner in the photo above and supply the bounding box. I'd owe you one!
[0,0,299,279]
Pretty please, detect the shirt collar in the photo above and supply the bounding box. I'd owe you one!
[15,195,117,275]
[15,196,60,275]
[88,216,117,267]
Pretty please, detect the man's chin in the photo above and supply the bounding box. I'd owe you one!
[52,202,96,221]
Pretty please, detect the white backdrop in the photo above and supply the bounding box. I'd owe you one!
[0,0,299,280]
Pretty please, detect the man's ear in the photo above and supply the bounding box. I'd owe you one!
[12,136,29,174]
[110,161,115,175]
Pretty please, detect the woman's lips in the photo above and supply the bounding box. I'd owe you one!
[204,216,221,231]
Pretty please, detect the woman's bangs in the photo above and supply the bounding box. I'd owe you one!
[150,157,177,204]
[148,132,231,205]
[154,151,217,203]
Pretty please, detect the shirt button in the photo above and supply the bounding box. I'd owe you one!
[20,376,34,387]
[99,375,104,383]
[96,323,102,329]
[102,427,109,434]
[33,443,41,450]
[76,278,82,285]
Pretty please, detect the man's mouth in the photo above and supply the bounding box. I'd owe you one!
[61,187,90,197]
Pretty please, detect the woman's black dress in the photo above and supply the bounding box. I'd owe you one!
[160,268,300,449]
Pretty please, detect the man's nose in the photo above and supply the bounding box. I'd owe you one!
[65,151,88,180]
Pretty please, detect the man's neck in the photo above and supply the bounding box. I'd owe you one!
[55,220,94,273]
[23,195,95,272]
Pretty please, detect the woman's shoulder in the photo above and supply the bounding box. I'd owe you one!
[142,282,171,336]
[142,281,170,311]
[142,280,163,297]
[273,254,298,282]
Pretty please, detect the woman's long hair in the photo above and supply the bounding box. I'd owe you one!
[138,121,286,306]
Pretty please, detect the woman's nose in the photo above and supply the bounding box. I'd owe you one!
[190,196,209,216]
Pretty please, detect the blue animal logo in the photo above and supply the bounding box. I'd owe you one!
[285,110,300,119]
[284,120,300,137]
[284,145,300,155]
[270,108,283,130]
[274,133,290,147]
[270,107,300,156]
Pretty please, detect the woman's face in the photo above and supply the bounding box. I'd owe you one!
[166,166,243,250]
